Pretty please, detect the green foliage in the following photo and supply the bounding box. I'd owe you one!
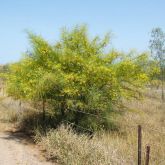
[149,27,165,100]
[149,27,165,68]
[5,25,149,131]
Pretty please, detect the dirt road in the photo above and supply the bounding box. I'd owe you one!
[0,103,53,165]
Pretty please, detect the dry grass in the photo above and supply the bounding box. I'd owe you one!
[0,97,42,134]
[36,125,114,165]
[36,89,165,165]
[0,97,17,131]
[99,88,165,164]
[0,89,164,164]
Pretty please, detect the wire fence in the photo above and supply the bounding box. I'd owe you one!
[62,119,93,133]
[0,95,165,164]
[61,108,165,165]
[65,108,165,136]
[62,113,165,165]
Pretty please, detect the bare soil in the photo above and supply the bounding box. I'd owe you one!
[0,103,53,165]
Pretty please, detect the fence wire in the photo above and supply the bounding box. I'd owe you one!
[62,109,165,164]
[67,108,165,135]
[62,119,93,133]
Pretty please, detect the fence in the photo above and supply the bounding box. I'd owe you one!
[0,94,165,164]
[61,108,165,165]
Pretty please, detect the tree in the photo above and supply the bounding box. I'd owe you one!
[5,25,149,131]
[0,64,9,96]
[149,27,165,101]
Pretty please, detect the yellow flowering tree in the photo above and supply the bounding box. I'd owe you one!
[5,25,149,131]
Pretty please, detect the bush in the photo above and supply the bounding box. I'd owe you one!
[36,125,111,165]
[5,25,149,131]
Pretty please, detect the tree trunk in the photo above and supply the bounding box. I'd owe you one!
[75,108,82,125]
[42,99,46,122]
[60,101,65,116]
[19,100,22,111]
[42,99,46,134]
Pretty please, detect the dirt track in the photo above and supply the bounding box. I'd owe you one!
[0,103,53,165]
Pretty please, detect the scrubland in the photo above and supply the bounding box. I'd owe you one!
[0,88,164,165]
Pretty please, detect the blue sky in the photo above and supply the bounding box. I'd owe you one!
[0,0,165,64]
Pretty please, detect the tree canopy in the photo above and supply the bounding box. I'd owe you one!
[4,25,150,131]
[149,27,165,101]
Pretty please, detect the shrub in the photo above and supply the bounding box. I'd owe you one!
[5,25,149,131]
[36,125,111,165]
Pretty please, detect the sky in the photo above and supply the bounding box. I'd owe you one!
[0,0,165,64]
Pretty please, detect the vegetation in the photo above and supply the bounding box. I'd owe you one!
[149,27,165,101]
[0,25,164,165]
[3,25,150,131]
[0,88,164,164]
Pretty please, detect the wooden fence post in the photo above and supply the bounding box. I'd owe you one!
[138,125,142,165]
[145,145,150,165]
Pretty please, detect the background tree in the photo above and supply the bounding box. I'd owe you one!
[0,64,9,96]
[149,27,165,101]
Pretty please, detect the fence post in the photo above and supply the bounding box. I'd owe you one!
[145,145,150,165]
[138,125,142,165]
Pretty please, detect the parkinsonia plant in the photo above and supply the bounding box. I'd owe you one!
[4,25,149,131]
